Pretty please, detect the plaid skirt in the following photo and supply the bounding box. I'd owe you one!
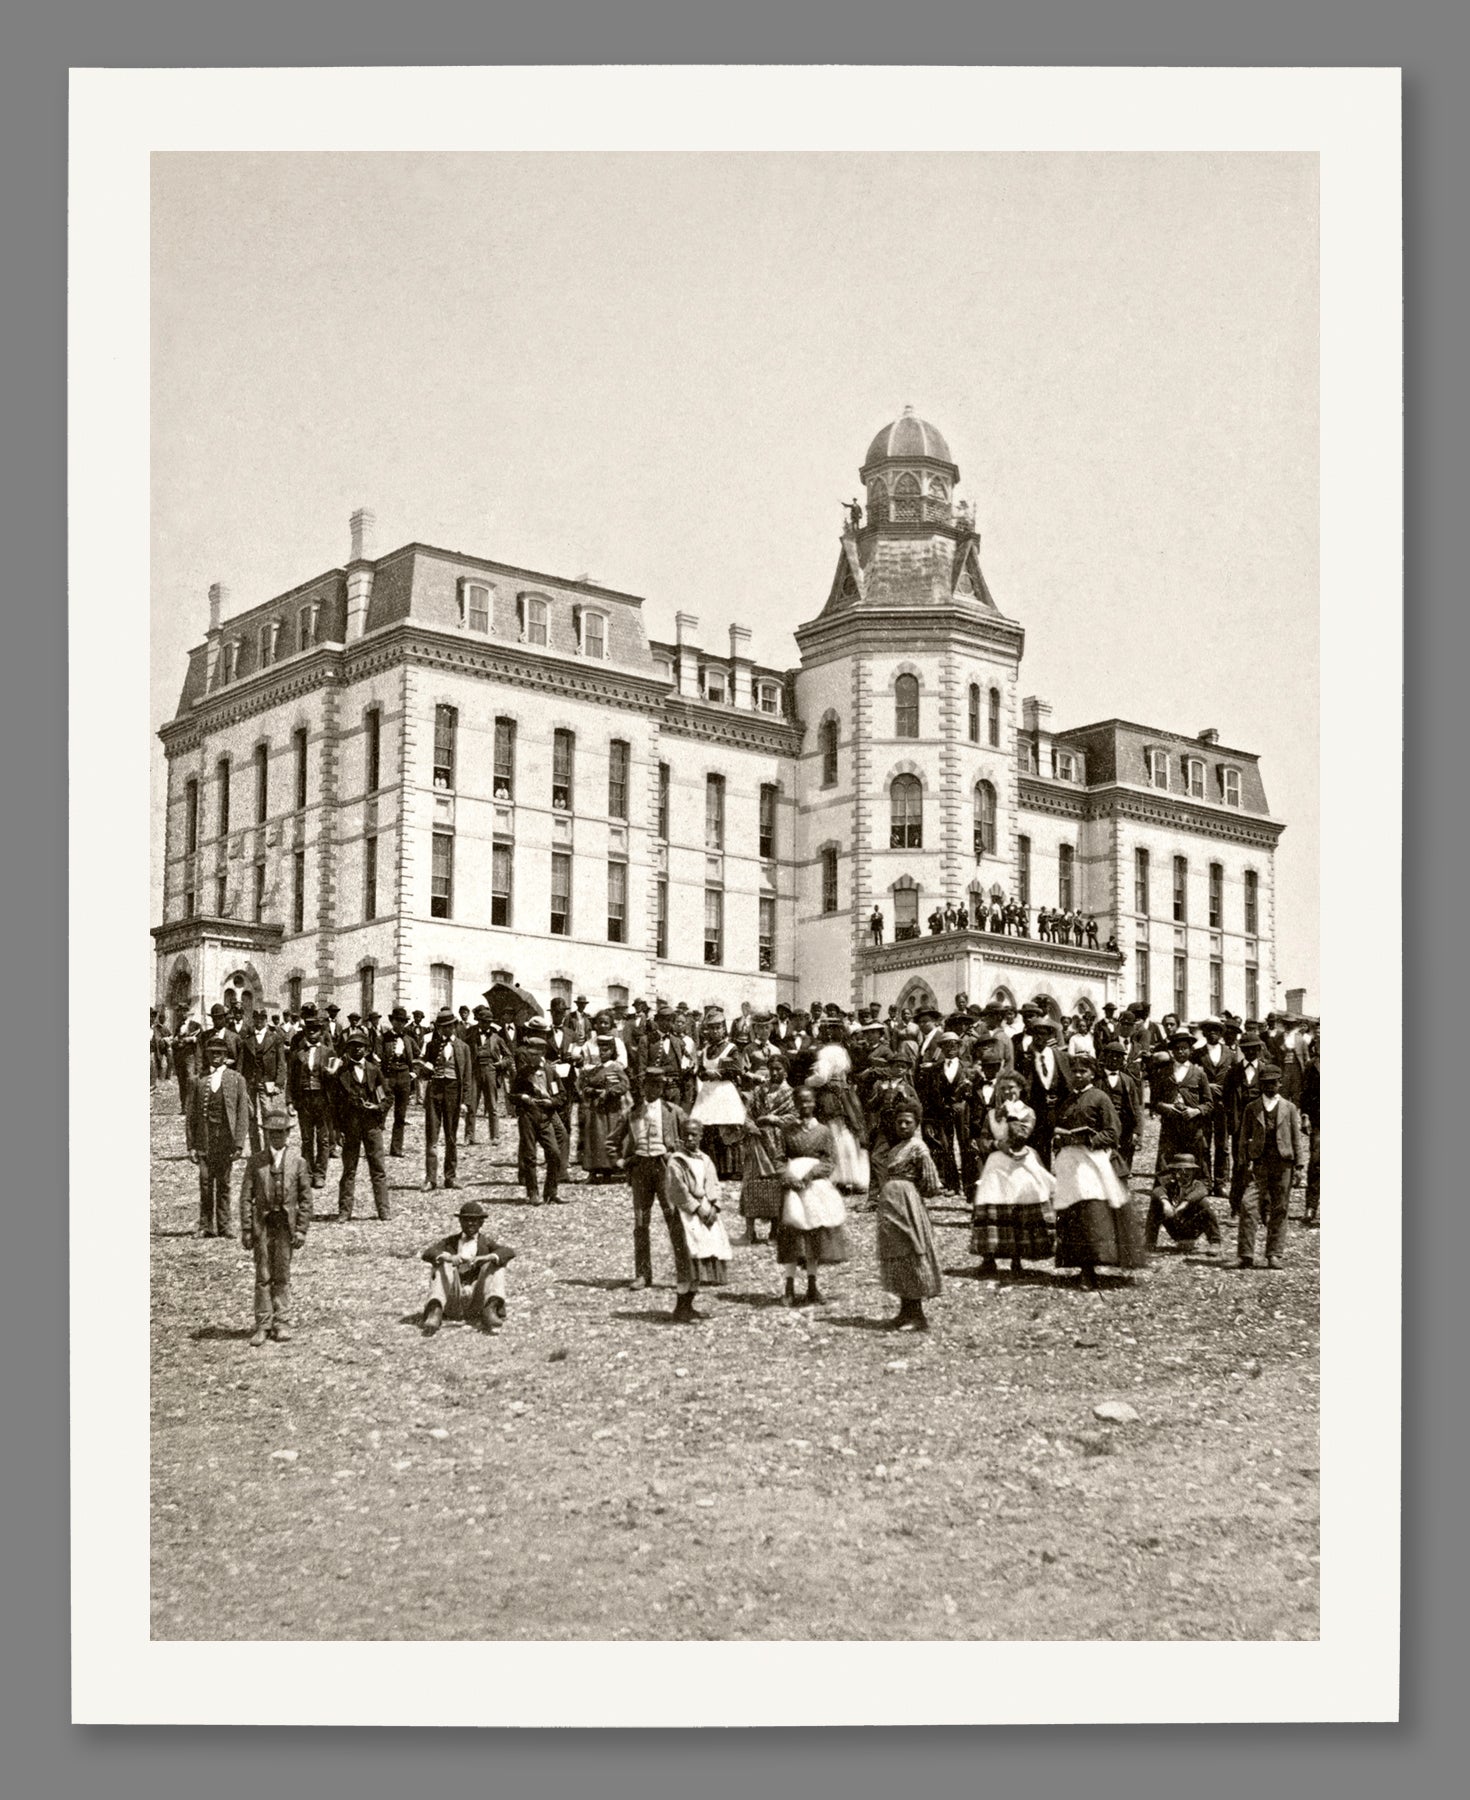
[969,1203,1056,1262]
[739,1171,784,1221]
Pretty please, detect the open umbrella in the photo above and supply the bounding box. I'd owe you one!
[483,984,543,1028]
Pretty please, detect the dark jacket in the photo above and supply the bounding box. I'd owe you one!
[330,1057,391,1125]
[1099,1068,1144,1163]
[1241,1096,1304,1165]
[286,1037,339,1111]
[238,1144,314,1242]
[185,1067,251,1155]
[416,1034,474,1090]
[240,1025,289,1090]
[419,1227,517,1268]
[612,1098,689,1160]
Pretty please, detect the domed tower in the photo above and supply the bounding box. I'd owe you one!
[793,410,1026,1009]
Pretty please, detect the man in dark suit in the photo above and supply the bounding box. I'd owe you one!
[463,1006,507,1146]
[171,1019,201,1112]
[417,1006,474,1190]
[419,1198,516,1337]
[1022,1018,1074,1168]
[510,1037,569,1206]
[1098,1039,1144,1171]
[239,1008,288,1150]
[238,1107,313,1345]
[378,1006,417,1157]
[1300,1034,1321,1228]
[916,1031,972,1193]
[612,1069,692,1292]
[1236,1065,1304,1269]
[286,1011,336,1189]
[201,1001,240,1071]
[1146,1153,1222,1255]
[186,1035,251,1236]
[1222,1033,1266,1216]
[1192,1017,1239,1197]
[1152,1026,1214,1173]
[331,1031,391,1220]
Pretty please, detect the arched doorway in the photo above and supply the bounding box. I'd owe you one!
[222,964,263,1021]
[895,977,938,1019]
[165,958,193,1032]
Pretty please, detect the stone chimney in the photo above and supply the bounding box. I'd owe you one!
[674,611,701,699]
[1021,695,1052,734]
[728,624,753,708]
[203,582,228,686]
[345,509,377,641]
[1198,727,1220,746]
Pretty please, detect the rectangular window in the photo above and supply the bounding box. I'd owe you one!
[1017,835,1031,907]
[1209,862,1224,930]
[821,847,839,914]
[1173,952,1188,1020]
[1173,855,1188,924]
[464,582,490,634]
[1245,963,1260,1019]
[584,611,606,659]
[365,708,381,792]
[820,720,838,787]
[1136,946,1151,1006]
[705,774,725,851]
[258,622,275,669]
[254,743,269,823]
[490,717,516,800]
[430,963,454,1013]
[1054,749,1078,782]
[297,604,317,654]
[433,704,457,790]
[363,834,378,922]
[759,784,777,860]
[1187,758,1206,800]
[1209,957,1224,1015]
[287,975,302,1014]
[895,678,919,738]
[758,682,779,715]
[1244,869,1259,935]
[758,895,775,972]
[360,965,375,1017]
[703,887,724,966]
[293,728,308,812]
[1146,747,1167,789]
[214,870,228,915]
[184,777,199,855]
[968,686,980,743]
[1134,847,1150,915]
[292,849,305,934]
[608,739,630,821]
[214,757,230,838]
[655,878,668,959]
[1058,843,1075,911]
[988,686,1002,748]
[252,860,266,922]
[703,668,726,704]
[487,841,512,927]
[893,885,919,941]
[656,762,671,839]
[1221,767,1242,807]
[552,729,574,811]
[607,859,628,942]
[550,851,572,936]
[430,831,454,919]
[218,640,237,686]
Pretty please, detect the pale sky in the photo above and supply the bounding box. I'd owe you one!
[151,152,1319,1002]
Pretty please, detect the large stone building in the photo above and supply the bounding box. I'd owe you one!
[154,410,1283,1026]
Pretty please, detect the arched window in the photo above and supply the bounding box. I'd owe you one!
[988,686,1001,747]
[890,774,922,849]
[968,683,981,743]
[818,716,839,787]
[892,877,920,942]
[867,480,887,523]
[892,470,922,521]
[894,674,919,739]
[973,780,997,856]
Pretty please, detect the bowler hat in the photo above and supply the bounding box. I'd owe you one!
[1240,1034,1264,1051]
[262,1108,291,1132]
[456,1199,489,1224]
[1168,1154,1199,1171]
[209,1003,227,1021]
[433,1007,455,1027]
[1170,1027,1195,1044]
[1258,1063,1284,1081]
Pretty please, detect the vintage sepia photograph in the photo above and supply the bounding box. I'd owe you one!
[142,144,1326,1649]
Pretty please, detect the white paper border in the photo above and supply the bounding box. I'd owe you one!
[70,64,1401,1725]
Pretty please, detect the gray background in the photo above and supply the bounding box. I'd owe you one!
[3,1,1462,1794]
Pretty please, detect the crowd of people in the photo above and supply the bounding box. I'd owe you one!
[870,895,1119,951]
[151,989,1319,1343]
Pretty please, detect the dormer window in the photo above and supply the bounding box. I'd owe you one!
[1220,766,1242,807]
[1053,748,1079,783]
[518,594,549,647]
[1184,756,1206,799]
[702,667,727,705]
[297,602,320,654]
[576,606,608,660]
[1146,746,1169,789]
[258,621,279,669]
[461,581,491,635]
[654,657,674,685]
[756,680,780,715]
[218,639,237,686]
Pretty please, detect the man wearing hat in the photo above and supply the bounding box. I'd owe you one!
[418,1199,516,1336]
[510,1036,569,1205]
[1022,1016,1075,1169]
[378,1007,417,1157]
[1235,1062,1303,1269]
[286,1009,337,1189]
[203,1001,241,1071]
[1152,1026,1214,1175]
[1222,1033,1266,1216]
[186,1034,251,1236]
[916,1030,972,1193]
[464,1006,508,1147]
[613,1068,693,1290]
[913,1004,945,1065]
[330,1032,391,1220]
[1145,1154,1222,1256]
[1192,1017,1239,1197]
[238,1107,313,1344]
[1098,1039,1144,1171]
[239,1007,288,1152]
[171,1018,202,1113]
[417,1007,473,1190]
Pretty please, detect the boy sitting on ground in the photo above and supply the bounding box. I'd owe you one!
[420,1199,516,1336]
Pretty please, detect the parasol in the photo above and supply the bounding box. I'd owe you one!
[483,984,544,1027]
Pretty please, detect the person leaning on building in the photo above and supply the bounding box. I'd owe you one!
[186,1034,250,1237]
[238,1106,312,1346]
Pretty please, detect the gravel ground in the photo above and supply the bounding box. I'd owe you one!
[151,1090,1319,1641]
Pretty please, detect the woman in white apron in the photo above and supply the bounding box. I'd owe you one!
[775,1086,850,1308]
[689,1015,748,1179]
[970,1072,1057,1276]
[1050,1054,1146,1291]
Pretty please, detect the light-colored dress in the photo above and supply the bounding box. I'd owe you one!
[970,1101,1057,1262]
[1051,1086,1146,1270]
[665,1148,732,1286]
[875,1135,944,1300]
[775,1120,850,1267]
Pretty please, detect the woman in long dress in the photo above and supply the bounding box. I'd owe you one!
[970,1072,1057,1277]
[577,1036,631,1181]
[874,1102,945,1331]
[663,1120,733,1320]
[739,1052,796,1243]
[689,1017,748,1179]
[808,1040,870,1204]
[775,1086,850,1308]
[1051,1053,1147,1291]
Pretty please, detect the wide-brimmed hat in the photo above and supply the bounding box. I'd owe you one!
[1168,1154,1199,1171]
[456,1199,488,1223]
[433,1007,455,1027]
[262,1108,291,1132]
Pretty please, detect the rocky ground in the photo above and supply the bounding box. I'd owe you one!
[151,1090,1319,1641]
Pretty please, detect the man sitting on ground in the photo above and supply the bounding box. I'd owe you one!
[419,1198,516,1337]
[1145,1153,1222,1256]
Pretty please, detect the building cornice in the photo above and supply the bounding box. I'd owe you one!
[861,930,1123,979]
[151,916,286,956]
[796,606,1025,667]
[1015,776,1284,847]
[659,697,803,755]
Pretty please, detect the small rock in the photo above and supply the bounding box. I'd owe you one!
[942,1593,958,1617]
[592,1428,615,1441]
[1041,1549,1058,1564]
[426,1427,450,1441]
[548,1347,569,1363]
[1093,1401,1140,1425]
[695,1497,715,1509]
[1167,1571,1186,1589]
[884,1359,909,1373]
[270,1449,299,1463]
[674,1368,690,1378]
[508,1401,527,1416]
